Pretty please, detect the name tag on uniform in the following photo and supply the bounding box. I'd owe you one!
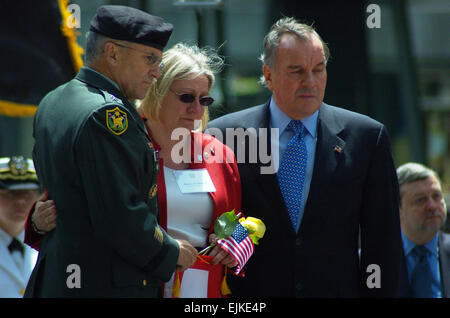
[172,169,216,194]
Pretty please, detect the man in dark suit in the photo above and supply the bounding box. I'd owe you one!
[397,162,449,298]
[208,17,404,297]
[25,6,197,297]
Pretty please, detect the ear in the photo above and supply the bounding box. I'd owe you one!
[399,205,405,222]
[103,42,120,66]
[263,64,274,91]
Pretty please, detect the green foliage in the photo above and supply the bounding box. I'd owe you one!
[214,210,237,239]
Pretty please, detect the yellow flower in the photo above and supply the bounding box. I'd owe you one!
[239,217,266,245]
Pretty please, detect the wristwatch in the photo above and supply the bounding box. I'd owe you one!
[31,218,47,235]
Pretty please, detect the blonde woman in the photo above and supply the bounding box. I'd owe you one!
[139,44,241,297]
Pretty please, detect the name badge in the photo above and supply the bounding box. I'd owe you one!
[172,169,216,194]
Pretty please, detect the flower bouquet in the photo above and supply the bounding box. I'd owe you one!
[172,210,265,298]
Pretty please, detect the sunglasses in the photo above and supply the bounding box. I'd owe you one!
[171,90,215,107]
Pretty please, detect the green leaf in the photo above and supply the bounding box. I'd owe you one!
[245,227,256,235]
[214,210,237,239]
[249,235,259,245]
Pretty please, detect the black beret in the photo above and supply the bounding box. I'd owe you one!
[89,5,173,51]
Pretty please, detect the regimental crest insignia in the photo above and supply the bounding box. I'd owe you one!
[106,107,128,135]
[8,156,28,176]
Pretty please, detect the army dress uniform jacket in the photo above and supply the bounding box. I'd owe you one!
[25,67,179,297]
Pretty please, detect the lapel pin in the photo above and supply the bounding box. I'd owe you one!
[210,147,215,155]
[334,145,343,153]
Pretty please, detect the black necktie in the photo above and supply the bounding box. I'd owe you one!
[8,237,24,256]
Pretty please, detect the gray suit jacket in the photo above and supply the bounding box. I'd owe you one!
[438,231,450,297]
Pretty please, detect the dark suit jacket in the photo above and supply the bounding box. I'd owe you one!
[438,232,450,297]
[25,67,179,297]
[208,101,405,297]
[399,231,450,298]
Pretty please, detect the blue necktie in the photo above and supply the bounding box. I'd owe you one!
[277,120,307,231]
[411,245,434,298]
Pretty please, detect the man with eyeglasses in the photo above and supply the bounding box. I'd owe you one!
[0,157,40,297]
[26,6,197,297]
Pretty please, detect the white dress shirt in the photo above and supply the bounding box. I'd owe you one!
[0,227,38,297]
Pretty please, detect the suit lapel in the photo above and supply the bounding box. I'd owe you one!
[235,102,348,238]
[438,232,450,298]
[241,102,296,237]
[23,246,38,280]
[300,104,346,233]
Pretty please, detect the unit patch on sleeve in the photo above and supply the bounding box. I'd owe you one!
[106,107,128,135]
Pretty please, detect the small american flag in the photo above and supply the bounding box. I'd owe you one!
[216,222,254,274]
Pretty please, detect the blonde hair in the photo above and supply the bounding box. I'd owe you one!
[139,43,223,130]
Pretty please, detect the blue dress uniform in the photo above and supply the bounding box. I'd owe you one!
[25,6,179,297]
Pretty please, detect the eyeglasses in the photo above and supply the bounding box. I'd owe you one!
[111,41,161,66]
[171,90,215,107]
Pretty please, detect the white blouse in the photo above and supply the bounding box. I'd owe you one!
[164,166,214,248]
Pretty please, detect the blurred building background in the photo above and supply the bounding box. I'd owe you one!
[1,0,449,211]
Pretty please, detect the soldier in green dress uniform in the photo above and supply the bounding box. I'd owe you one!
[25,5,198,297]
